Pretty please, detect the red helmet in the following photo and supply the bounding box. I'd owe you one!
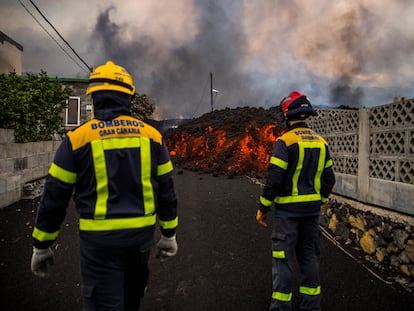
[280,91,317,119]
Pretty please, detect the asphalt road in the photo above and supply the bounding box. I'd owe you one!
[1,169,414,311]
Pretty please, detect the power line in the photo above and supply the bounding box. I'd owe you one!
[190,75,209,118]
[17,0,90,74]
[27,0,92,72]
[26,0,92,73]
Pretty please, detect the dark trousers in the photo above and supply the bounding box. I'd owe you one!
[270,216,321,311]
[80,240,151,311]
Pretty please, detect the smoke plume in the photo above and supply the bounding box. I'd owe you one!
[3,0,414,118]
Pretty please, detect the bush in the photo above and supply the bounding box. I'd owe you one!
[131,93,155,120]
[0,71,72,142]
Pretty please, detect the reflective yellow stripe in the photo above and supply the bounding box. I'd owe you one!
[272,250,286,259]
[260,195,273,207]
[270,156,288,170]
[299,285,321,296]
[292,143,305,195]
[157,160,173,176]
[272,291,292,302]
[141,137,155,215]
[102,137,140,149]
[275,141,326,204]
[48,163,77,184]
[79,215,157,231]
[91,140,108,220]
[325,158,333,168]
[275,193,321,204]
[159,216,178,230]
[32,227,59,241]
[314,143,326,194]
[91,137,142,220]
[90,137,155,222]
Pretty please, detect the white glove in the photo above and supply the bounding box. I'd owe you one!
[31,247,54,278]
[156,234,178,260]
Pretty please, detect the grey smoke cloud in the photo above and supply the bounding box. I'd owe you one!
[91,1,254,118]
[1,0,414,118]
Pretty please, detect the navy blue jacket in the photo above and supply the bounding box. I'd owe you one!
[259,122,335,217]
[33,92,177,248]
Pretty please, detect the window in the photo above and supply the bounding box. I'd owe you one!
[65,96,80,126]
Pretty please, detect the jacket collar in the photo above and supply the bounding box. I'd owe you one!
[287,121,309,131]
[92,91,132,121]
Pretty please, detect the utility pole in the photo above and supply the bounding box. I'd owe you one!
[210,72,213,113]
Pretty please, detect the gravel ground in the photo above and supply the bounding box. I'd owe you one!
[1,169,414,311]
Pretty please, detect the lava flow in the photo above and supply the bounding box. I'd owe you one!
[164,106,287,178]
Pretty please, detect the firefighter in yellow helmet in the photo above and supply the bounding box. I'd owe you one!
[30,61,178,310]
[256,91,335,311]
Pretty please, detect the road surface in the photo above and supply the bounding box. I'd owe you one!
[1,170,413,310]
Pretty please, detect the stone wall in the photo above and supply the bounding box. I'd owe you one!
[0,80,90,209]
[308,97,414,216]
[321,195,414,293]
[0,129,59,209]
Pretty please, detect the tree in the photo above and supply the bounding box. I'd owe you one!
[0,71,72,143]
[131,93,155,120]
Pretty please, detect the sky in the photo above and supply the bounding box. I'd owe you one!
[1,0,414,119]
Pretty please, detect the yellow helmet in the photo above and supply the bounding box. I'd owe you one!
[86,61,136,95]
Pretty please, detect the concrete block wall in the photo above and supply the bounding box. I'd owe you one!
[308,97,414,216]
[0,129,59,209]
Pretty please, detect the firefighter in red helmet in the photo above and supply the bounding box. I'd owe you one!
[256,91,335,311]
[30,61,178,310]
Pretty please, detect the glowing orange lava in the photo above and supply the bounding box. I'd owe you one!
[165,107,286,178]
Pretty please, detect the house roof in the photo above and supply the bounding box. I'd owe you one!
[0,31,23,52]
[54,77,89,83]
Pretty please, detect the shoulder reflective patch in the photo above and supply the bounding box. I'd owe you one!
[32,227,59,242]
[270,156,288,170]
[157,160,173,176]
[48,163,77,184]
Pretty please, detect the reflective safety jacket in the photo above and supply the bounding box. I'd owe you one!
[33,113,178,249]
[259,122,335,216]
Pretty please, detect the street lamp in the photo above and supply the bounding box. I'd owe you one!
[210,72,221,112]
